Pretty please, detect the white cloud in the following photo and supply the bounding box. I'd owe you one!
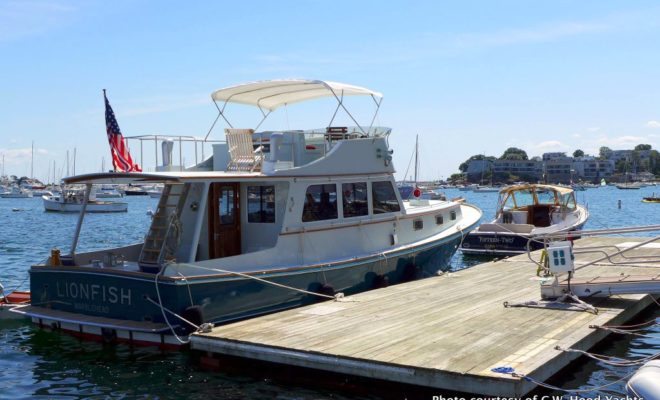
[0,1,77,42]
[534,140,566,150]
[452,21,610,49]
[595,135,657,148]
[646,120,660,128]
[0,147,50,164]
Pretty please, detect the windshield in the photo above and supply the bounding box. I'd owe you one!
[562,193,577,210]
[536,189,557,205]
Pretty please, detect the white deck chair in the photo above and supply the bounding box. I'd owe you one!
[225,128,263,172]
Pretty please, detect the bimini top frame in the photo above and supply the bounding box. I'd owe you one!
[205,79,384,139]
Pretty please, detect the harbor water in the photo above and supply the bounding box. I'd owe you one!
[1,187,658,399]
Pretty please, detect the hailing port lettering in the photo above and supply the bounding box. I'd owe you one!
[56,281,131,306]
[478,236,515,244]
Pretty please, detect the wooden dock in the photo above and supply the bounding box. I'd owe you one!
[191,237,660,396]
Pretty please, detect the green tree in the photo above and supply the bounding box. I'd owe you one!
[615,159,629,174]
[458,154,496,172]
[448,173,465,183]
[499,147,528,160]
[573,149,584,158]
[634,144,652,151]
[598,146,613,160]
[650,150,660,175]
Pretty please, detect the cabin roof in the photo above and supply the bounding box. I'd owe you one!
[62,170,393,184]
[500,184,574,196]
[210,79,382,111]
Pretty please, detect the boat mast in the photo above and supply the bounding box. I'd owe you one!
[73,148,76,175]
[31,141,34,179]
[414,135,418,185]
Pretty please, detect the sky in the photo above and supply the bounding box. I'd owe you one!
[1,0,660,182]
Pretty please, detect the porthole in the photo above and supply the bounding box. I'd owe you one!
[435,214,444,225]
[413,219,424,230]
[450,210,457,220]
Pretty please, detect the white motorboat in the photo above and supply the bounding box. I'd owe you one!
[43,187,128,213]
[472,186,500,193]
[461,184,588,256]
[146,186,163,198]
[31,189,54,197]
[95,186,124,198]
[0,187,33,198]
[19,79,482,347]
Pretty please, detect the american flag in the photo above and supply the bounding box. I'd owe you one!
[104,90,141,172]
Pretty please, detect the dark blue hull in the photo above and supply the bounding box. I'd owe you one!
[460,223,586,257]
[28,233,464,341]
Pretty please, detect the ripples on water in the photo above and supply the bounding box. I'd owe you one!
[0,188,658,399]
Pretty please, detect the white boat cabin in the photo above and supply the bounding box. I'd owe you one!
[62,80,475,276]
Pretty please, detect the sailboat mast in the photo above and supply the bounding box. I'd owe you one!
[31,141,34,179]
[414,135,418,185]
[73,148,76,175]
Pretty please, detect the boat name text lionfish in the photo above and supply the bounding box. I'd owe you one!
[56,282,132,306]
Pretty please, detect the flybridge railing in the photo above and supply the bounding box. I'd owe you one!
[252,126,392,163]
[124,135,225,172]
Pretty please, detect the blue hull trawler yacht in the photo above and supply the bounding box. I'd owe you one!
[460,184,588,256]
[17,80,482,347]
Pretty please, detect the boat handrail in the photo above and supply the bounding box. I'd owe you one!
[123,134,225,172]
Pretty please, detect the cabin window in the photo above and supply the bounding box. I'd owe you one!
[219,186,236,225]
[435,214,444,225]
[450,210,457,220]
[372,181,401,214]
[342,182,368,218]
[302,184,338,222]
[247,186,275,223]
[413,219,424,230]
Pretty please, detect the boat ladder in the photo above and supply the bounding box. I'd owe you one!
[138,183,189,270]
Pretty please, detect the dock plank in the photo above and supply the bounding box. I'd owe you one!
[192,237,660,396]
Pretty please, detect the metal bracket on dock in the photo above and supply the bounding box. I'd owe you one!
[503,292,598,314]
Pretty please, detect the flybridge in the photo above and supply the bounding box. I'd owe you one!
[118,80,388,174]
[207,79,385,136]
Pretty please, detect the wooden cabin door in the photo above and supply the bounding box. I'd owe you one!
[208,183,241,258]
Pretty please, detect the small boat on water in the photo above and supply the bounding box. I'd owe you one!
[616,182,643,190]
[43,187,128,213]
[460,184,588,256]
[0,187,33,198]
[642,194,660,203]
[123,186,149,196]
[472,186,500,193]
[146,187,163,198]
[95,186,124,198]
[17,79,482,347]
[0,287,30,320]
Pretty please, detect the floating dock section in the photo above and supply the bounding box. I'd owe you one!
[191,237,660,396]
